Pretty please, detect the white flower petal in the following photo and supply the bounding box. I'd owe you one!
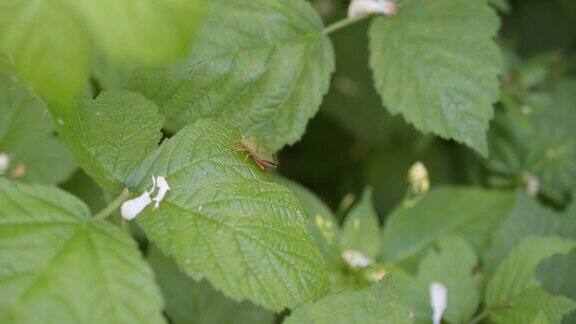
[430,282,447,324]
[348,0,397,19]
[121,191,153,220]
[342,249,374,268]
[152,176,171,209]
[0,153,10,175]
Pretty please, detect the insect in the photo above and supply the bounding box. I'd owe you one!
[238,136,278,172]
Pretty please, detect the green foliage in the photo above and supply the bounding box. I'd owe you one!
[485,237,576,323]
[1,0,575,322]
[130,120,329,311]
[369,0,502,155]
[147,246,273,324]
[128,0,334,152]
[393,236,482,323]
[59,90,163,192]
[381,187,515,263]
[341,188,380,259]
[0,179,164,323]
[0,0,205,107]
[284,279,412,324]
[0,69,75,184]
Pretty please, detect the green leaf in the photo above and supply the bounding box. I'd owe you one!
[392,236,482,323]
[129,120,329,312]
[0,179,164,323]
[0,0,205,107]
[419,236,481,323]
[59,90,164,192]
[271,175,341,268]
[484,192,576,271]
[147,246,273,324]
[284,279,412,324]
[381,187,515,262]
[341,188,380,259]
[485,237,576,323]
[0,69,75,184]
[128,0,335,152]
[489,288,575,324]
[369,0,502,155]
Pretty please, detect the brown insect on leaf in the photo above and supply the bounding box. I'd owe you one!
[238,136,278,172]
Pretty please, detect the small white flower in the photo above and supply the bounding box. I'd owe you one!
[430,282,447,324]
[152,176,170,209]
[121,191,152,220]
[348,0,398,19]
[342,249,374,269]
[0,153,10,175]
[120,175,171,220]
[525,174,540,197]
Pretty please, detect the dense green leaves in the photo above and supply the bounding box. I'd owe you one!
[485,237,576,323]
[128,0,334,152]
[0,0,205,106]
[60,90,163,192]
[284,279,412,324]
[0,179,164,323]
[369,0,502,155]
[381,187,515,262]
[129,120,329,311]
[488,79,576,203]
[147,246,273,324]
[0,69,75,184]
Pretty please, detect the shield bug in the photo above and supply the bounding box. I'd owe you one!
[238,136,278,171]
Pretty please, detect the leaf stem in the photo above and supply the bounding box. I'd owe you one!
[323,15,372,35]
[467,303,512,324]
[92,189,130,221]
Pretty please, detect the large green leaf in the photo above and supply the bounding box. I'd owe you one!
[381,187,515,262]
[369,0,502,155]
[341,188,380,259]
[0,68,75,184]
[485,237,576,323]
[128,120,329,312]
[128,0,334,152]
[0,179,164,323]
[392,236,481,323]
[147,246,273,324]
[284,279,412,324]
[0,0,205,107]
[59,90,164,192]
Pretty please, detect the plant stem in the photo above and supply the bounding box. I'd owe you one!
[468,303,512,324]
[92,189,130,221]
[323,15,372,35]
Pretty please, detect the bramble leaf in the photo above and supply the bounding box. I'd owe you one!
[58,90,163,192]
[147,246,273,324]
[0,0,205,107]
[0,179,164,323]
[369,0,502,155]
[128,0,334,152]
[284,279,412,324]
[129,120,329,312]
[0,69,75,184]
